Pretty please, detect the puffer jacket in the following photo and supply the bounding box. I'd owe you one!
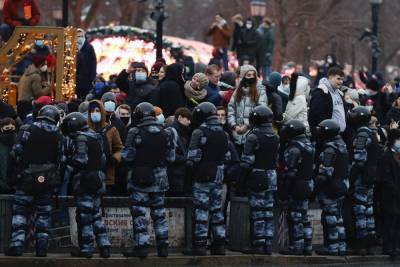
[227,82,267,145]
[283,94,310,134]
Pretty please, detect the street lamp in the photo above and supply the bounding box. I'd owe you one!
[250,0,267,26]
[150,0,166,60]
[370,0,383,73]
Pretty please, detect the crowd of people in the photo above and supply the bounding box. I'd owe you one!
[0,1,400,261]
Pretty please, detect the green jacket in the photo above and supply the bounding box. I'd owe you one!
[256,26,275,67]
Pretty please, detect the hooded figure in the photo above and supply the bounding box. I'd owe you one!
[87,100,122,191]
[159,63,186,117]
[283,73,310,134]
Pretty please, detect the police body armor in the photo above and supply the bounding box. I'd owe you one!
[249,131,279,192]
[194,126,228,182]
[133,128,167,187]
[352,127,381,186]
[289,138,314,200]
[20,125,61,194]
[322,140,349,199]
[79,132,106,194]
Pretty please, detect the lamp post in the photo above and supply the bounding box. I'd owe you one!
[250,0,267,26]
[370,0,383,73]
[62,0,69,27]
[150,0,166,60]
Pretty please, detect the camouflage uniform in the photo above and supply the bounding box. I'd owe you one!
[283,137,314,253]
[9,121,63,251]
[187,120,230,248]
[123,123,175,248]
[241,125,279,250]
[67,130,111,253]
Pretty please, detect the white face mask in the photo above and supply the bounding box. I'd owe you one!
[157,114,165,124]
[345,99,353,104]
[104,101,116,112]
[135,72,147,83]
[40,65,48,72]
[77,37,85,50]
[246,23,252,29]
[366,106,373,112]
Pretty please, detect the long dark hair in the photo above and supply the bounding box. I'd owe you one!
[289,73,299,101]
[235,78,259,103]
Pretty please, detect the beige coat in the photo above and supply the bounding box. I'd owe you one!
[18,64,50,101]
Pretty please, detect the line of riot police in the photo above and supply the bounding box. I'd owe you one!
[3,101,382,258]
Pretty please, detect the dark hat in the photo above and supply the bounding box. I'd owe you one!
[151,62,164,73]
[32,55,47,67]
[131,62,148,73]
[367,78,380,91]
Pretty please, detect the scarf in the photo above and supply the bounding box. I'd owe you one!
[184,81,207,101]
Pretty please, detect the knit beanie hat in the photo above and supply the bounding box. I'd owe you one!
[101,92,116,103]
[192,73,209,90]
[239,64,257,79]
[151,62,164,73]
[268,72,282,88]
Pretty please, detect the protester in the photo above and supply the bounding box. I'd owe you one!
[184,72,209,109]
[0,0,40,42]
[205,64,225,106]
[207,13,231,71]
[159,63,186,117]
[115,104,132,128]
[237,18,258,66]
[87,100,122,195]
[265,71,283,131]
[101,92,127,142]
[0,118,16,194]
[256,17,275,79]
[76,28,97,100]
[116,62,159,108]
[231,14,244,61]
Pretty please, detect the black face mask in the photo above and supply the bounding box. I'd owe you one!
[0,131,15,146]
[243,77,257,86]
[120,117,130,125]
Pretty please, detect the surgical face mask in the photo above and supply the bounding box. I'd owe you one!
[35,40,44,48]
[77,37,85,50]
[366,105,373,112]
[135,72,147,83]
[345,98,353,104]
[104,101,116,112]
[156,114,165,124]
[40,65,48,72]
[90,112,102,123]
[245,23,252,29]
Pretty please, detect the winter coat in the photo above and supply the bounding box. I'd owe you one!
[88,100,123,186]
[116,70,159,109]
[18,64,50,101]
[0,101,17,120]
[3,0,40,27]
[0,132,15,193]
[237,27,258,62]
[206,82,222,106]
[380,149,400,215]
[159,63,186,117]
[76,41,97,99]
[207,23,231,49]
[166,120,191,196]
[107,113,127,143]
[227,84,267,145]
[385,106,400,125]
[283,95,310,134]
[256,26,275,67]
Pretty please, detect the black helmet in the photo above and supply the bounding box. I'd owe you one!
[348,106,371,129]
[132,102,156,124]
[192,102,217,126]
[37,105,60,124]
[249,105,273,126]
[315,119,340,142]
[61,112,88,136]
[280,119,306,141]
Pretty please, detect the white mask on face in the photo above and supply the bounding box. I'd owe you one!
[246,23,252,29]
[40,65,48,72]
[77,37,85,50]
[345,99,353,104]
[366,106,373,112]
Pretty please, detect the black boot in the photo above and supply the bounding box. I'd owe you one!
[264,245,272,255]
[70,248,93,258]
[279,248,303,256]
[36,248,47,257]
[5,246,23,256]
[157,244,168,257]
[123,246,149,259]
[99,246,111,258]
[182,246,207,256]
[241,246,265,255]
[315,248,338,256]
[210,242,225,256]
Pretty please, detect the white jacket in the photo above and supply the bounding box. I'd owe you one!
[283,94,310,133]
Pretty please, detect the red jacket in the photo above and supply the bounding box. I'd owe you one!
[3,0,40,27]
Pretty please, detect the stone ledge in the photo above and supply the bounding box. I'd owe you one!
[0,253,396,267]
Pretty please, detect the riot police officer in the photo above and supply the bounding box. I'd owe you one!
[348,106,380,255]
[61,112,111,258]
[184,102,230,256]
[279,119,314,256]
[6,105,63,257]
[240,106,279,255]
[122,102,175,258]
[314,119,349,256]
